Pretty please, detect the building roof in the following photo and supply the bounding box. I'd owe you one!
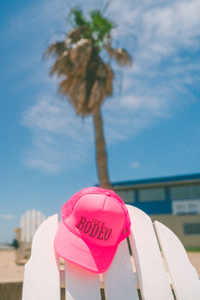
[112,173,200,190]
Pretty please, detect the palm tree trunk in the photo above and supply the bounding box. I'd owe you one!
[93,104,111,189]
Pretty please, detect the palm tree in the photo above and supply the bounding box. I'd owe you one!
[44,7,132,189]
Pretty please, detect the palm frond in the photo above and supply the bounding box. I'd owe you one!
[69,39,92,64]
[49,39,92,78]
[69,38,92,77]
[114,48,133,66]
[102,0,113,14]
[96,61,109,78]
[50,50,72,76]
[69,7,88,28]
[67,25,89,42]
[59,76,86,115]
[43,41,66,58]
[106,43,132,66]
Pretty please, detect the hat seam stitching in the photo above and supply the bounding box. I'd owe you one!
[102,194,107,210]
[65,191,108,219]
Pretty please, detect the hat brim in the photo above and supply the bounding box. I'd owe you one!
[54,220,118,274]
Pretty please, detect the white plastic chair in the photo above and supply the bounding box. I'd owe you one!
[22,205,200,299]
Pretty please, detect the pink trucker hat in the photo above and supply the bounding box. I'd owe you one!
[54,187,131,273]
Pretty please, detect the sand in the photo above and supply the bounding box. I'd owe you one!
[187,252,200,276]
[0,250,24,283]
[0,249,200,284]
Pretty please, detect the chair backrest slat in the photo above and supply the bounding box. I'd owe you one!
[155,221,200,300]
[22,214,60,300]
[64,260,101,300]
[103,238,139,300]
[127,205,174,300]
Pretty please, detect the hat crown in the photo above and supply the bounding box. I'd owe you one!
[62,187,131,247]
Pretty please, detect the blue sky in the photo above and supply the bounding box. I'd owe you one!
[0,0,200,243]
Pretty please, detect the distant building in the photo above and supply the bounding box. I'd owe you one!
[112,173,200,248]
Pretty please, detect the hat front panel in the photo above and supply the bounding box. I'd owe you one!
[54,221,117,273]
[65,193,125,247]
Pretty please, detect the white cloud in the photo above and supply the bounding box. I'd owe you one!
[102,92,170,144]
[1,215,14,220]
[108,0,200,80]
[22,95,93,173]
[120,95,168,117]
[131,162,140,169]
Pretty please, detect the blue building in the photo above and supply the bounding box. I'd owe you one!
[112,173,200,248]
